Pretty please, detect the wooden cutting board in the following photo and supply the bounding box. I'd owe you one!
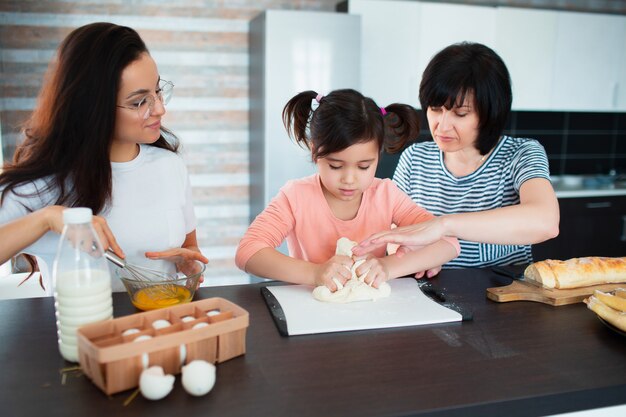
[486,280,625,306]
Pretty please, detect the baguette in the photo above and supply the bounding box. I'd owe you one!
[594,290,626,312]
[524,257,626,289]
[585,295,626,332]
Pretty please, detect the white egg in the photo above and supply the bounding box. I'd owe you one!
[133,335,153,343]
[133,335,153,368]
[179,344,187,365]
[206,309,221,317]
[139,366,175,401]
[152,319,171,330]
[181,360,216,396]
[181,316,195,323]
[122,328,140,336]
[192,322,208,329]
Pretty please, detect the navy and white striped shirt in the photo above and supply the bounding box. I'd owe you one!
[393,136,551,268]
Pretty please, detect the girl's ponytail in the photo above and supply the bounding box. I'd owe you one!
[282,88,419,159]
[282,90,318,150]
[381,103,420,153]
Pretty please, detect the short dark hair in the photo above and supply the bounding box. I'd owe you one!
[282,89,420,161]
[419,42,512,155]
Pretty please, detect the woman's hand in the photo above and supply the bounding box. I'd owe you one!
[42,205,124,258]
[314,255,353,291]
[354,255,389,288]
[352,217,446,256]
[145,247,209,284]
[92,214,124,258]
[413,265,442,279]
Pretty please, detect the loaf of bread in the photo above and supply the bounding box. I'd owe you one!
[594,289,626,312]
[614,288,626,299]
[585,290,626,332]
[524,257,626,289]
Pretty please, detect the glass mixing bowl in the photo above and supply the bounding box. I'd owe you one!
[116,259,206,311]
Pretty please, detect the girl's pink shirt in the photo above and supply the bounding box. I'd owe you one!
[235,174,460,270]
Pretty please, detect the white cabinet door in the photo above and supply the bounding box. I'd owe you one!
[350,0,496,109]
[348,0,421,106]
[551,12,624,111]
[496,8,558,110]
[615,19,626,111]
[416,2,497,84]
[352,1,624,112]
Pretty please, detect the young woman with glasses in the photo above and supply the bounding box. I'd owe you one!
[0,22,208,293]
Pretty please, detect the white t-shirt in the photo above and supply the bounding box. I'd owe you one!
[0,145,197,293]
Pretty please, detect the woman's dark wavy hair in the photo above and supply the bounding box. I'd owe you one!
[0,22,179,213]
[282,89,420,161]
[419,42,512,155]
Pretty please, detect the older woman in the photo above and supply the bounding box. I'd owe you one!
[354,42,559,272]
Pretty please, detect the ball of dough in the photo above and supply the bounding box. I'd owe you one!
[312,237,392,303]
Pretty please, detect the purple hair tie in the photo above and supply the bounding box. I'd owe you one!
[380,107,387,116]
[315,94,323,103]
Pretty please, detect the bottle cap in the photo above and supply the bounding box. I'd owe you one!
[62,207,93,224]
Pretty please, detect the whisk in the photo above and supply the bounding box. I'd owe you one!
[104,249,179,297]
[104,249,172,280]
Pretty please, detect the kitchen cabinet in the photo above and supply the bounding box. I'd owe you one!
[349,1,626,111]
[348,0,495,107]
[495,8,557,110]
[532,196,626,261]
[416,2,496,78]
[348,0,421,105]
[550,12,625,111]
[619,31,626,110]
[498,7,626,111]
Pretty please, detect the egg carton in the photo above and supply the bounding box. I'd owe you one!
[76,297,249,395]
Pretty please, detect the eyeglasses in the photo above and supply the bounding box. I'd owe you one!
[116,80,174,120]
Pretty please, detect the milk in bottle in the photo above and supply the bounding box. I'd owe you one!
[53,208,113,362]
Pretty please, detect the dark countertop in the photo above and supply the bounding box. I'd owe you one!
[1,268,625,417]
[551,175,626,198]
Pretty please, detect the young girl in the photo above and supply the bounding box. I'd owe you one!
[0,23,208,293]
[235,89,460,291]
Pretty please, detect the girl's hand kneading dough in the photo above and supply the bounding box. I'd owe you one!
[315,255,353,291]
[354,255,389,289]
[312,238,392,303]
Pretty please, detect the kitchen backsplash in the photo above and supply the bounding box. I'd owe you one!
[507,111,626,176]
[376,111,626,178]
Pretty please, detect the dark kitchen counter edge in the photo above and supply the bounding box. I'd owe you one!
[409,385,626,417]
[555,188,626,198]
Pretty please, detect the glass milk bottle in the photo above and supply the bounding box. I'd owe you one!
[52,208,113,362]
